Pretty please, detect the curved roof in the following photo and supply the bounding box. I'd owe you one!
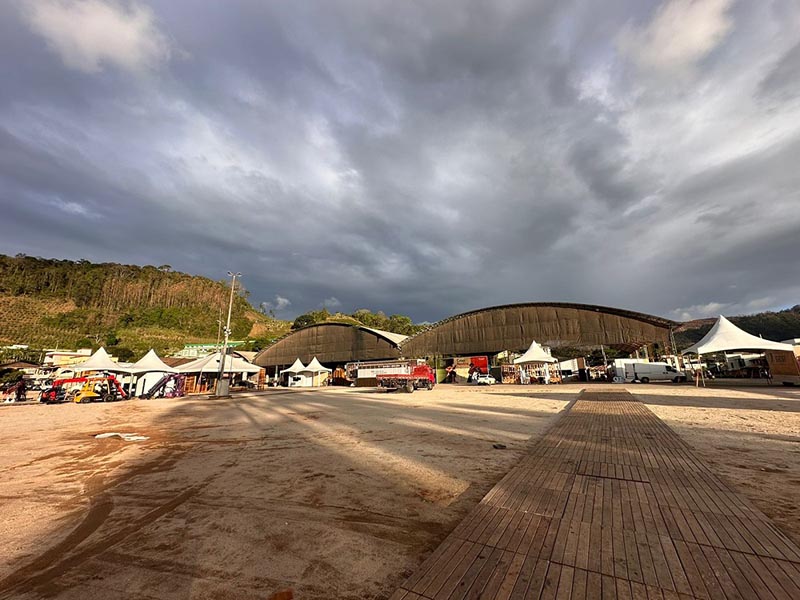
[254,322,404,367]
[400,302,676,357]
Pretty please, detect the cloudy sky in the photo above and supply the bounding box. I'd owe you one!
[1,0,799,322]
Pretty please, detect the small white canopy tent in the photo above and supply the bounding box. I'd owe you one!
[280,358,306,374]
[514,340,558,364]
[72,347,131,373]
[280,358,312,387]
[514,340,557,384]
[682,316,794,355]
[303,357,331,373]
[301,357,331,387]
[129,349,177,397]
[130,349,177,374]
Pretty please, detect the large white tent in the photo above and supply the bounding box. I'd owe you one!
[682,316,794,355]
[72,347,131,373]
[178,352,261,374]
[514,340,557,364]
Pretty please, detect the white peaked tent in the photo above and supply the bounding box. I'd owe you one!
[514,340,557,364]
[129,349,177,397]
[130,349,177,374]
[280,358,312,387]
[280,358,306,375]
[178,352,261,374]
[302,356,331,387]
[682,316,794,355]
[303,357,331,373]
[73,347,130,373]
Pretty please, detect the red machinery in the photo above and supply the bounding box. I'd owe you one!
[42,375,128,403]
[376,363,435,393]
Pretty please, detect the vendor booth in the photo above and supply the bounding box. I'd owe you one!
[514,340,559,384]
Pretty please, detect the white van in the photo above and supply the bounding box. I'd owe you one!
[625,362,686,383]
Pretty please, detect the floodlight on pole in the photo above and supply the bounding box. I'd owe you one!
[215,271,241,396]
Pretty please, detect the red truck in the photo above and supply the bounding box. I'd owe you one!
[376,363,436,393]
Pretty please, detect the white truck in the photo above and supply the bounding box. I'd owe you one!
[622,362,687,383]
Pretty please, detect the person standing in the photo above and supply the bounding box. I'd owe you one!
[15,379,27,402]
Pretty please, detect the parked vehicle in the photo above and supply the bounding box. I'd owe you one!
[73,377,127,403]
[376,364,436,393]
[476,373,497,385]
[40,385,67,404]
[765,349,800,386]
[622,362,686,383]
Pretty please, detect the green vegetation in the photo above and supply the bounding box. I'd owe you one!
[674,305,800,349]
[290,308,426,336]
[0,254,289,355]
[0,368,24,386]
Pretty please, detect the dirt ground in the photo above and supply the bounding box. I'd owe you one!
[2,383,799,600]
[634,383,800,549]
[0,386,575,599]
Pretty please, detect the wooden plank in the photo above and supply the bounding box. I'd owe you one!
[586,570,602,600]
[414,540,479,597]
[509,556,548,600]
[571,567,588,600]
[459,546,504,600]
[492,551,527,600]
[475,549,519,600]
[404,535,463,591]
[390,390,800,599]
[540,562,562,600]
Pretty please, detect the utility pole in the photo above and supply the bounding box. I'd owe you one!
[215,271,241,396]
[215,305,223,351]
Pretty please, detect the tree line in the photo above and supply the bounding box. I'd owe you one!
[0,254,262,353]
[291,308,426,336]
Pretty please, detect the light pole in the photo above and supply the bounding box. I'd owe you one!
[215,271,241,396]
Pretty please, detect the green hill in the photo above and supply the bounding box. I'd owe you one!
[0,254,290,358]
[674,305,800,349]
[290,308,426,336]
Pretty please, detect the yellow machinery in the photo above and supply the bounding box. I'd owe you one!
[72,377,126,403]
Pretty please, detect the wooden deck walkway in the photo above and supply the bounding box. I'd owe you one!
[390,389,800,600]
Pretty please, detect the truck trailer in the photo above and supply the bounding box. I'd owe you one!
[765,348,800,386]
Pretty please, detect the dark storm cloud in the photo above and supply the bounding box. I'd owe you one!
[1,0,799,323]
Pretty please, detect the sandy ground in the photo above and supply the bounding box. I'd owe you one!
[3,383,799,600]
[0,385,575,599]
[634,384,800,549]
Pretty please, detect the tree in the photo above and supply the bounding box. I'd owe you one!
[292,313,317,329]
[114,347,135,362]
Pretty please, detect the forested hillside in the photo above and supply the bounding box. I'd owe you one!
[0,254,288,357]
[674,305,800,349]
[291,308,426,336]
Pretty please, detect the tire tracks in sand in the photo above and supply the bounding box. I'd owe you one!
[0,441,211,599]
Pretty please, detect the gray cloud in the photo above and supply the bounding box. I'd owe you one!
[759,41,800,101]
[1,0,799,323]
